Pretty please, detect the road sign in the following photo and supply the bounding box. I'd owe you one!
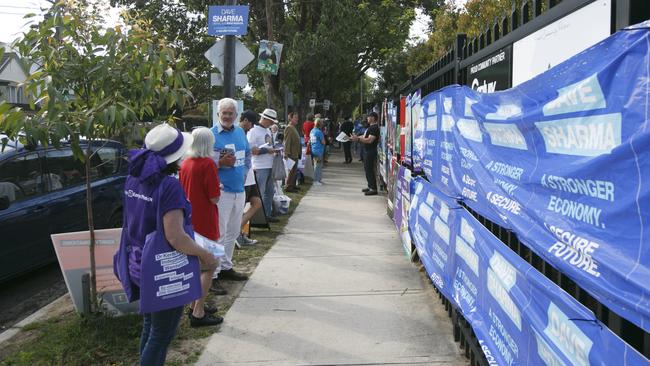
[309,99,316,108]
[205,38,255,74]
[208,6,249,36]
[323,99,330,110]
[211,73,249,87]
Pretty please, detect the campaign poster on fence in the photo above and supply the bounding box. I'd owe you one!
[421,92,438,182]
[412,89,424,172]
[408,177,648,366]
[419,23,650,333]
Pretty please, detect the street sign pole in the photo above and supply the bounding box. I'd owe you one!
[223,0,237,98]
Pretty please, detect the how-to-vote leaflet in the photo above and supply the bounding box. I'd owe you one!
[419,21,650,332]
[408,178,648,365]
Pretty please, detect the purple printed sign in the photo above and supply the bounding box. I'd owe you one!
[139,229,202,314]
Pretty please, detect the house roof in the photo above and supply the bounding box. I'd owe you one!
[0,54,10,73]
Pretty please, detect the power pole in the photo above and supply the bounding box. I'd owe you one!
[223,0,237,98]
[264,0,274,108]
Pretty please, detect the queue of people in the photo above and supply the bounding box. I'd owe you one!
[114,99,310,365]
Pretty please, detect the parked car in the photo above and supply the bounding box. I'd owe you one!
[0,137,128,282]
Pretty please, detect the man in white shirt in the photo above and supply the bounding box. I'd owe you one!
[247,108,279,222]
[238,110,262,246]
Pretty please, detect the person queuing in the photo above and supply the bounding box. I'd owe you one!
[310,118,326,185]
[238,110,262,247]
[284,112,302,192]
[114,123,218,365]
[179,127,223,327]
[353,117,366,162]
[340,117,354,164]
[248,108,279,223]
[302,113,315,155]
[351,112,380,196]
[210,98,251,296]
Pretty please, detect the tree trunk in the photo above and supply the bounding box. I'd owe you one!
[85,144,98,313]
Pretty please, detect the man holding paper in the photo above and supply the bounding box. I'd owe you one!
[284,112,302,192]
[339,117,354,163]
[248,108,279,222]
[351,112,380,196]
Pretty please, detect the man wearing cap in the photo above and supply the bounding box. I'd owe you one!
[248,108,279,222]
[210,98,251,293]
[283,112,301,192]
[351,111,380,196]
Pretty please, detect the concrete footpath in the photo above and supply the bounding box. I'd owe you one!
[197,156,467,366]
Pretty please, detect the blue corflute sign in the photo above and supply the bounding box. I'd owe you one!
[208,6,249,36]
[409,177,648,366]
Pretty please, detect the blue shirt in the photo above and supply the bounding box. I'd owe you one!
[310,128,325,157]
[211,124,251,193]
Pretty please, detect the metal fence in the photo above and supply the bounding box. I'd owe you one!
[393,0,650,363]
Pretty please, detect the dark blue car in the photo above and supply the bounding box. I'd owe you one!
[0,138,128,282]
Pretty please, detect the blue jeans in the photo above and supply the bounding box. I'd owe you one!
[313,155,323,182]
[140,306,184,366]
[254,168,275,217]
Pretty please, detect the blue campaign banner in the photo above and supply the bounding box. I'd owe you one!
[208,6,249,36]
[404,93,413,167]
[421,22,650,332]
[409,177,649,366]
[409,177,457,293]
[393,165,413,256]
[412,90,423,172]
[420,92,438,182]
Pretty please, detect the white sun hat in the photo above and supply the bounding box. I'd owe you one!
[144,123,193,164]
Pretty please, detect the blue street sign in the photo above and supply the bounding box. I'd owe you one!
[208,6,249,36]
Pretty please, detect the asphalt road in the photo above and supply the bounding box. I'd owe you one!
[0,264,67,332]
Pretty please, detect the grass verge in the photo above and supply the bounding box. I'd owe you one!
[0,182,311,366]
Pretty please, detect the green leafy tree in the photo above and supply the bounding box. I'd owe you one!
[0,0,194,312]
[115,0,424,118]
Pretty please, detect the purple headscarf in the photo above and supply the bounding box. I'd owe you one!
[128,128,184,182]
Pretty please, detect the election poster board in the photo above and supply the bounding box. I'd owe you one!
[411,89,424,172]
[208,5,249,36]
[378,100,388,183]
[409,178,648,366]
[257,40,283,75]
[393,165,413,257]
[404,93,413,166]
[51,229,139,316]
[387,157,399,217]
[418,22,650,333]
[421,92,438,182]
[512,0,611,86]
[465,46,512,93]
[398,96,406,161]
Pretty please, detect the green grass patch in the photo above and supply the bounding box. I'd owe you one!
[0,182,311,366]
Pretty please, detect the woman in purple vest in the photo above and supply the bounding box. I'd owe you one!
[115,123,218,366]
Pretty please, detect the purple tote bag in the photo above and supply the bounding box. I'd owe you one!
[138,188,202,314]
